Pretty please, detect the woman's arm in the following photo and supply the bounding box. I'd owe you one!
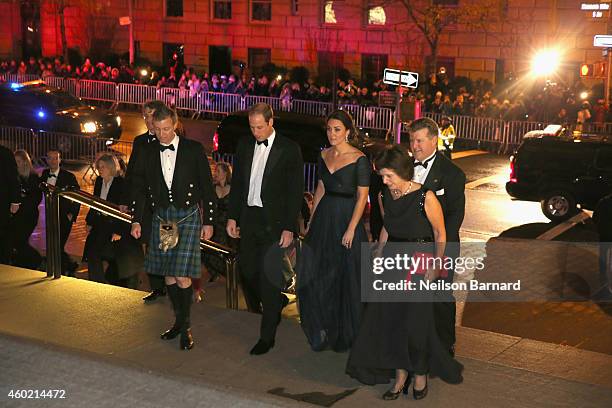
[342,185,369,248]
[309,179,325,226]
[424,190,447,277]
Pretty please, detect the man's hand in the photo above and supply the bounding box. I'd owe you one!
[111,234,122,242]
[9,203,20,214]
[226,219,240,239]
[131,223,141,239]
[201,225,213,240]
[67,214,73,222]
[279,230,294,248]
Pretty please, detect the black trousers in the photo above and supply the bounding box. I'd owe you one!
[59,217,75,270]
[239,206,288,342]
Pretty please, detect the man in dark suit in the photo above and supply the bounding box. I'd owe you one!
[409,117,466,357]
[131,104,215,350]
[123,99,167,301]
[0,144,21,264]
[227,103,304,355]
[41,149,81,275]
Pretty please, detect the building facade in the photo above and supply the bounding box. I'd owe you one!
[0,0,607,85]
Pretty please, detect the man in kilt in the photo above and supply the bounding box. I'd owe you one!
[122,99,168,302]
[131,104,215,350]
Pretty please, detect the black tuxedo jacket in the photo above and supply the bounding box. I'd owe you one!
[40,167,81,221]
[0,145,20,219]
[422,152,466,243]
[132,136,215,225]
[228,133,304,236]
[86,176,127,235]
[123,131,157,205]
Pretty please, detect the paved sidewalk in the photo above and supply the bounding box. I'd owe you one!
[0,266,611,407]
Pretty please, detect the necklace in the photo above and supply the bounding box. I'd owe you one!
[390,181,413,199]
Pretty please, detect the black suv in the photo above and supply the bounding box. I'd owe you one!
[0,80,121,139]
[506,128,612,221]
[214,110,389,163]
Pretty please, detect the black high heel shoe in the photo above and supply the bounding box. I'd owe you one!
[413,377,428,400]
[382,376,411,400]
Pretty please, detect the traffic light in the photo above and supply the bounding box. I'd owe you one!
[580,63,593,77]
[593,61,607,77]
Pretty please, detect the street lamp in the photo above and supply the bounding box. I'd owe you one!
[531,49,560,77]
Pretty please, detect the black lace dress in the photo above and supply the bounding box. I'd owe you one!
[346,186,463,385]
[297,155,370,352]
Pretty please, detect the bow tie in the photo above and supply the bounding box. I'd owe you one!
[414,156,434,169]
[160,144,175,152]
[256,139,268,147]
[47,174,57,178]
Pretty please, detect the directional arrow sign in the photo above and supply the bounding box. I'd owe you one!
[383,68,419,89]
[594,34,612,47]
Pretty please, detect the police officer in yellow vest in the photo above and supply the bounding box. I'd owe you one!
[438,116,456,159]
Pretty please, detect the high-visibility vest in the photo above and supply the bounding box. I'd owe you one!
[438,125,456,150]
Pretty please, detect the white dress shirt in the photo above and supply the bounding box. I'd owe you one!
[160,134,180,190]
[247,131,276,207]
[46,169,60,186]
[412,151,437,184]
[100,178,113,200]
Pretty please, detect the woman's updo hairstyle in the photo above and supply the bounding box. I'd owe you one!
[326,109,358,142]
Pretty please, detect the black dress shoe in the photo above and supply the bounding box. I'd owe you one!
[382,376,411,400]
[160,326,180,340]
[413,378,428,400]
[143,288,165,302]
[180,329,194,350]
[250,339,275,355]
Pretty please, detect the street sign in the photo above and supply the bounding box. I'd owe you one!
[383,68,419,89]
[378,91,397,107]
[594,35,612,47]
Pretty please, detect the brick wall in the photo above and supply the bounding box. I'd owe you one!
[13,0,605,85]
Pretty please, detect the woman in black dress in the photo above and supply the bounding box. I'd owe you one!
[203,161,236,283]
[297,109,370,352]
[346,146,463,400]
[10,150,42,269]
[83,154,126,283]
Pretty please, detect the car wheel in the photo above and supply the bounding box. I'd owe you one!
[541,190,578,222]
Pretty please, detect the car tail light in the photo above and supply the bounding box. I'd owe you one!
[213,131,219,152]
[509,155,517,183]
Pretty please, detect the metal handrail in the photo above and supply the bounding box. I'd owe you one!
[41,183,240,309]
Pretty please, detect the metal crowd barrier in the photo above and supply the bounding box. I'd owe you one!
[40,183,240,309]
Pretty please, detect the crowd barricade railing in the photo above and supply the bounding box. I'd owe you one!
[0,73,40,84]
[44,76,66,90]
[199,91,245,114]
[291,99,333,117]
[117,83,158,106]
[0,125,38,158]
[340,104,394,131]
[76,79,118,103]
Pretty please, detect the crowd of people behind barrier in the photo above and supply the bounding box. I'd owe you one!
[1,55,610,130]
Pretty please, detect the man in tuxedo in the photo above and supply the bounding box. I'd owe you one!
[41,149,81,275]
[408,117,466,357]
[130,104,215,350]
[123,99,167,302]
[0,144,21,263]
[227,103,304,355]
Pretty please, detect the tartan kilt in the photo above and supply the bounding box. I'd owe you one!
[145,205,202,278]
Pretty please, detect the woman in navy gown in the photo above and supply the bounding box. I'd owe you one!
[297,109,370,352]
